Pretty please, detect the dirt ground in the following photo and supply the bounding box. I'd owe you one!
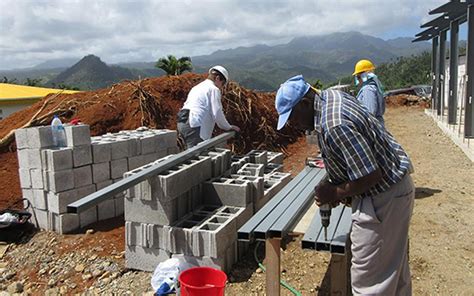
[1,106,473,295]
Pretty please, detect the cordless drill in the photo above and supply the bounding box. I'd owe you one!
[320,203,331,241]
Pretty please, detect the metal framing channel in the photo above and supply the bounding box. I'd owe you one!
[301,207,322,250]
[268,169,327,238]
[432,36,439,112]
[237,166,312,241]
[315,205,345,252]
[327,206,352,254]
[67,131,235,213]
[438,30,447,116]
[466,4,474,138]
[253,167,320,241]
[449,19,460,124]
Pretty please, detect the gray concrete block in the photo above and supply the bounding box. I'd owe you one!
[246,150,268,166]
[73,165,93,188]
[18,168,31,189]
[16,149,29,169]
[48,184,95,214]
[140,134,156,155]
[114,195,124,215]
[111,139,130,160]
[73,145,92,167]
[64,124,91,147]
[111,158,128,179]
[194,216,237,258]
[27,207,49,229]
[98,198,115,221]
[171,254,226,273]
[27,126,54,149]
[127,137,141,157]
[79,205,98,228]
[128,155,147,170]
[202,178,251,207]
[24,149,43,169]
[46,169,74,193]
[124,196,178,225]
[44,147,73,171]
[31,189,48,210]
[14,128,29,149]
[91,141,111,163]
[155,130,177,151]
[238,163,265,177]
[232,175,264,206]
[167,146,179,155]
[95,179,113,190]
[263,163,284,174]
[92,162,110,183]
[50,213,80,234]
[21,189,33,205]
[267,151,284,165]
[125,245,171,272]
[163,223,196,255]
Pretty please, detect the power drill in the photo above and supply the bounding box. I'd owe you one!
[320,203,331,241]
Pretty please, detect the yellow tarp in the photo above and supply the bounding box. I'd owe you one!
[0,83,79,101]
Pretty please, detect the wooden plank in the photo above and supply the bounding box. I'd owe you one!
[292,202,318,234]
[265,238,281,296]
[330,254,349,296]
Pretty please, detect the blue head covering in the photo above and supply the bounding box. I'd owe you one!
[275,75,310,130]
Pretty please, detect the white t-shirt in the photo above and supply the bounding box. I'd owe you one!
[182,79,232,140]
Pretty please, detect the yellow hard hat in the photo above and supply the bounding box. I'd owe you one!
[352,59,375,76]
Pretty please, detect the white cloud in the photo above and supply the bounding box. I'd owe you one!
[0,0,446,69]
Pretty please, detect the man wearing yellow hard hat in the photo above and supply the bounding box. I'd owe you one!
[353,59,385,125]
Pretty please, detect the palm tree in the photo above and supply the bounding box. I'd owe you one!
[155,55,193,75]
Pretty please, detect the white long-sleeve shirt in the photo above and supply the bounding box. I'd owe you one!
[182,79,232,140]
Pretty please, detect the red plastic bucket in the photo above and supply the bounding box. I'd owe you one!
[178,267,227,296]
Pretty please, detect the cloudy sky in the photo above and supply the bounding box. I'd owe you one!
[0,0,453,70]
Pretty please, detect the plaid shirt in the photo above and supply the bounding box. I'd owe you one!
[315,89,411,198]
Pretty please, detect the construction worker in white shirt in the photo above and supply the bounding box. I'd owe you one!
[177,65,240,148]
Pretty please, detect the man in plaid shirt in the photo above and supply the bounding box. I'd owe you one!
[275,75,415,296]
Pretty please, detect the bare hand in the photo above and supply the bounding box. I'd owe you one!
[314,179,338,206]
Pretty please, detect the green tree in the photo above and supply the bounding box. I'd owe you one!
[25,78,43,87]
[155,55,193,75]
[312,79,324,89]
[2,76,17,84]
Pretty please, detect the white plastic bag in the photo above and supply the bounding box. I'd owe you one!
[0,213,18,223]
[151,257,195,294]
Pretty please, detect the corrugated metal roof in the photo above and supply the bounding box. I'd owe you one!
[0,83,79,101]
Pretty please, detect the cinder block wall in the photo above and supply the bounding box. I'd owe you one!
[15,125,178,234]
[124,148,291,273]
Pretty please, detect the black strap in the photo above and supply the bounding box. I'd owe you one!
[177,109,190,123]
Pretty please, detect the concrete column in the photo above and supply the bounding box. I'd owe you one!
[432,36,439,112]
[438,30,447,116]
[448,19,459,124]
[466,4,474,137]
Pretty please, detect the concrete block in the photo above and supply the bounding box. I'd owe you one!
[267,151,284,165]
[16,149,29,169]
[44,147,73,171]
[128,155,147,170]
[246,150,268,166]
[127,137,141,157]
[230,155,249,174]
[95,179,113,190]
[172,254,226,273]
[194,216,237,258]
[50,213,80,234]
[73,165,93,187]
[114,195,124,215]
[125,245,171,272]
[155,130,177,151]
[92,162,110,183]
[264,163,284,174]
[21,189,33,205]
[124,196,178,225]
[202,178,251,207]
[79,205,98,228]
[46,169,74,193]
[14,128,29,149]
[232,175,264,208]
[18,168,31,189]
[48,184,95,214]
[27,126,54,149]
[27,149,43,170]
[218,205,252,230]
[98,198,115,221]
[111,158,128,179]
[167,146,179,155]
[163,223,196,255]
[238,163,265,177]
[31,189,48,210]
[91,141,111,163]
[73,145,92,167]
[146,223,164,249]
[64,124,91,147]
[110,139,130,160]
[27,207,49,229]
[140,134,156,155]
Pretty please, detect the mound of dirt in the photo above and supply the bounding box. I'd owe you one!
[0,73,302,207]
[386,94,430,108]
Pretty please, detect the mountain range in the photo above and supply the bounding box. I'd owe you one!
[1,31,431,91]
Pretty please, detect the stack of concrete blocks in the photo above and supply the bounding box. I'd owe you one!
[15,124,178,234]
[124,147,291,273]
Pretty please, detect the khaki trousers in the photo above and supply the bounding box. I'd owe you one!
[351,174,415,296]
